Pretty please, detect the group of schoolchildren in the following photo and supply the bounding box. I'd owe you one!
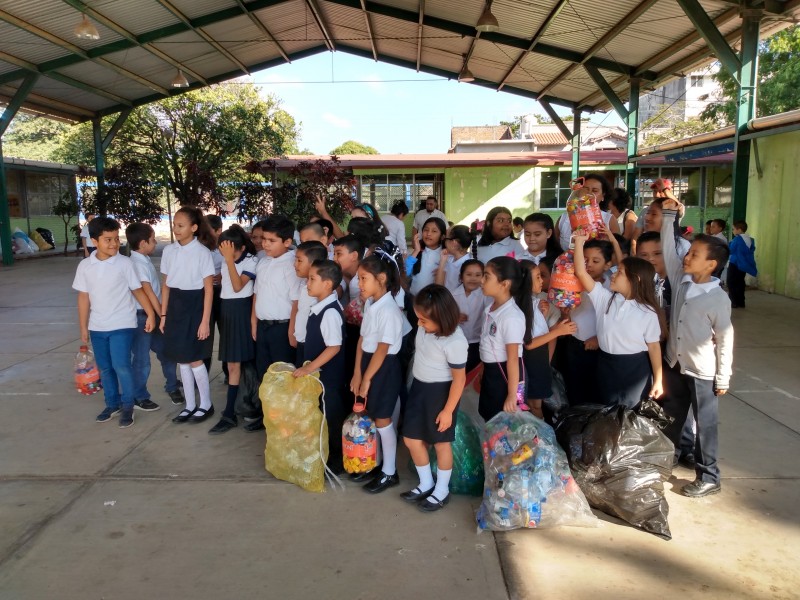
[73,178,735,510]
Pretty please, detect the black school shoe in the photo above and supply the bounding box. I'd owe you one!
[400,487,434,503]
[363,472,399,494]
[188,406,215,424]
[208,416,237,435]
[350,465,380,483]
[243,420,265,433]
[418,493,450,512]
[682,479,721,498]
[172,408,197,423]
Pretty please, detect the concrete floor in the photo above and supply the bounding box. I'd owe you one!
[1,255,799,599]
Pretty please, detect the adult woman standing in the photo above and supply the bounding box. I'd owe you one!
[610,187,637,241]
[476,206,518,263]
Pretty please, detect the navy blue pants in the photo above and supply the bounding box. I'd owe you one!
[662,364,720,484]
[255,320,295,380]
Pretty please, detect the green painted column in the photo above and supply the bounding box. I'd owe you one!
[732,10,761,223]
[626,78,640,193]
[92,118,107,216]
[0,140,12,265]
[571,109,581,180]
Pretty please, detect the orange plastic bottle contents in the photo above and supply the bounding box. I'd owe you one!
[342,401,377,473]
[74,345,102,395]
[566,185,604,240]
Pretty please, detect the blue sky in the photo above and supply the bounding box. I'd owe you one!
[251,52,622,155]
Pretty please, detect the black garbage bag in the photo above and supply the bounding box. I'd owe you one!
[234,361,262,419]
[555,400,675,539]
[36,227,56,247]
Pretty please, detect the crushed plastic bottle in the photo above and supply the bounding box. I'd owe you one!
[74,345,102,395]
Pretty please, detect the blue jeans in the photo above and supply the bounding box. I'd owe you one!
[90,328,136,410]
[131,311,179,400]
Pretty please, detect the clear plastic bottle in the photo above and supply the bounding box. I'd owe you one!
[342,404,377,474]
[74,345,102,395]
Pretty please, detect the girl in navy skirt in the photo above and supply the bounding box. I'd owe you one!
[478,257,534,422]
[208,225,258,435]
[160,206,216,424]
[574,233,666,407]
[402,284,468,512]
[350,251,405,494]
[519,260,577,421]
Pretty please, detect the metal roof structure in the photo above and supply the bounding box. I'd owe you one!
[1,0,799,122]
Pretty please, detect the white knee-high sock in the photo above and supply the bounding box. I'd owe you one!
[377,425,397,476]
[191,365,211,410]
[429,468,451,502]
[179,364,196,411]
[414,463,434,492]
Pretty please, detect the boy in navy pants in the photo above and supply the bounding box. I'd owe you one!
[660,195,733,498]
[293,259,347,474]
[73,217,155,428]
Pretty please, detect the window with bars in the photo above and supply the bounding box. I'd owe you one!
[25,173,73,216]
[356,173,444,213]
[636,166,702,208]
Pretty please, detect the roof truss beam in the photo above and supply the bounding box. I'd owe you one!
[60,0,209,85]
[232,0,291,63]
[584,64,629,120]
[538,98,572,141]
[0,9,169,96]
[0,73,39,136]
[536,0,659,98]
[102,108,131,152]
[675,0,741,82]
[359,0,379,61]
[577,6,740,109]
[152,0,250,74]
[306,0,336,50]
[416,0,425,71]
[497,0,568,91]
[323,0,657,79]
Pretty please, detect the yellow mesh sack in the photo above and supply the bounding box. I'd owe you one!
[259,362,329,493]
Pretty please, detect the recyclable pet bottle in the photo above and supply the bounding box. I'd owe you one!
[74,345,102,395]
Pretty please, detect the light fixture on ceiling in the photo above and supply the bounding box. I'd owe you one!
[74,14,100,40]
[476,1,499,33]
[171,69,189,88]
[458,56,475,83]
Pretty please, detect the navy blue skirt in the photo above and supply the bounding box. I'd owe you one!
[479,358,523,422]
[163,288,211,363]
[403,379,458,443]
[596,349,652,408]
[523,345,552,400]
[360,351,402,419]
[219,296,255,363]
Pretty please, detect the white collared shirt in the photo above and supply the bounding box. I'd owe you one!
[308,293,343,346]
[531,298,549,337]
[253,250,302,320]
[382,214,408,254]
[360,292,404,354]
[452,285,491,343]
[413,208,447,234]
[479,298,525,362]
[570,291,597,342]
[518,249,547,265]
[409,247,442,295]
[221,253,258,299]
[412,327,468,383]
[291,282,319,343]
[160,238,215,290]
[588,284,661,354]
[683,274,721,300]
[130,250,161,308]
[72,253,141,331]
[476,236,519,263]
[442,252,470,292]
[211,249,223,277]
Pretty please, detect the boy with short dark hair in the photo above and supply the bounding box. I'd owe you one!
[126,223,183,410]
[73,217,155,428]
[727,220,757,308]
[661,199,733,498]
[249,215,302,431]
[709,219,727,242]
[293,259,346,473]
[291,241,328,363]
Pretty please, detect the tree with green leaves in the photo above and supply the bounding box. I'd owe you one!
[54,82,300,212]
[77,160,164,225]
[330,140,379,155]
[641,102,716,146]
[3,113,70,162]
[52,189,80,255]
[701,25,800,125]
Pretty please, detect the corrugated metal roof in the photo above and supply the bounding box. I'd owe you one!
[1,0,798,122]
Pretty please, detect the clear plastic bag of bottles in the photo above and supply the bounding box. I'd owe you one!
[476,411,596,531]
[342,398,377,474]
[74,345,102,395]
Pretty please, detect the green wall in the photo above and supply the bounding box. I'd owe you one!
[444,165,536,225]
[746,130,800,299]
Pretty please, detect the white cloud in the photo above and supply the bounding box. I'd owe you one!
[322,112,352,129]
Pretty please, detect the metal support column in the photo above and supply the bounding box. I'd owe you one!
[571,109,581,180]
[626,78,640,193]
[0,73,39,266]
[92,117,106,216]
[731,10,761,223]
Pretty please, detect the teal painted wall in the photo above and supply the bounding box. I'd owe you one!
[746,130,800,299]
